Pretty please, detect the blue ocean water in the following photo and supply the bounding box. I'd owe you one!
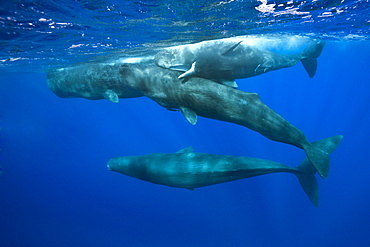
[1,1,370,247]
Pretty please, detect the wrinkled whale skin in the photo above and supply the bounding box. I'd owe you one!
[47,62,330,179]
[120,64,304,143]
[119,64,330,178]
[47,63,144,102]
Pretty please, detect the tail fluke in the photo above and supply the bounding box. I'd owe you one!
[303,144,330,179]
[301,40,326,78]
[296,135,343,207]
[296,165,319,207]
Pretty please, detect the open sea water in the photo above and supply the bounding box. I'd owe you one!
[1,1,370,246]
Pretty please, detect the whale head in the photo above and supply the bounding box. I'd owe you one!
[107,157,131,173]
[107,155,153,182]
[47,64,144,101]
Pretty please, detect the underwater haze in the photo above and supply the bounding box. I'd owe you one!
[1,1,370,247]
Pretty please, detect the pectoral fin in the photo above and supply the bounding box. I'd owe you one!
[220,80,238,88]
[169,64,191,72]
[104,89,119,103]
[180,106,198,125]
[178,62,197,79]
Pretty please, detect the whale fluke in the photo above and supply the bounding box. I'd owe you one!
[301,40,326,78]
[303,143,330,179]
[302,134,342,179]
[296,135,343,206]
[301,58,317,78]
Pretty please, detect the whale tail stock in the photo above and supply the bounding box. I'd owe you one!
[300,40,326,78]
[296,135,343,206]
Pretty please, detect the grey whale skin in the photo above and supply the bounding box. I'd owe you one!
[119,64,330,179]
[47,63,144,102]
[47,63,330,179]
[154,38,325,87]
[108,136,343,207]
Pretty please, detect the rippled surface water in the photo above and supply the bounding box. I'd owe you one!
[1,0,369,71]
[1,1,370,247]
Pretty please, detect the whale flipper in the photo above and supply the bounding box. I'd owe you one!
[180,106,198,125]
[301,40,326,78]
[169,64,191,72]
[178,62,197,80]
[179,62,238,88]
[220,80,238,88]
[296,135,343,206]
[104,89,119,103]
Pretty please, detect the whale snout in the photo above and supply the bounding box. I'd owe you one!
[107,158,118,171]
[107,163,113,171]
[107,157,130,173]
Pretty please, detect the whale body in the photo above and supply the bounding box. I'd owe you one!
[47,62,332,179]
[155,37,325,87]
[119,64,331,179]
[108,135,343,207]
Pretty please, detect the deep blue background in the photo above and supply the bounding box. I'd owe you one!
[1,42,370,246]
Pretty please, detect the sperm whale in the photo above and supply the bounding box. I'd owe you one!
[155,37,325,87]
[108,136,342,207]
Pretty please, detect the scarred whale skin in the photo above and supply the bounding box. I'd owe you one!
[47,62,330,179]
[47,63,144,102]
[154,37,325,87]
[108,136,343,207]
